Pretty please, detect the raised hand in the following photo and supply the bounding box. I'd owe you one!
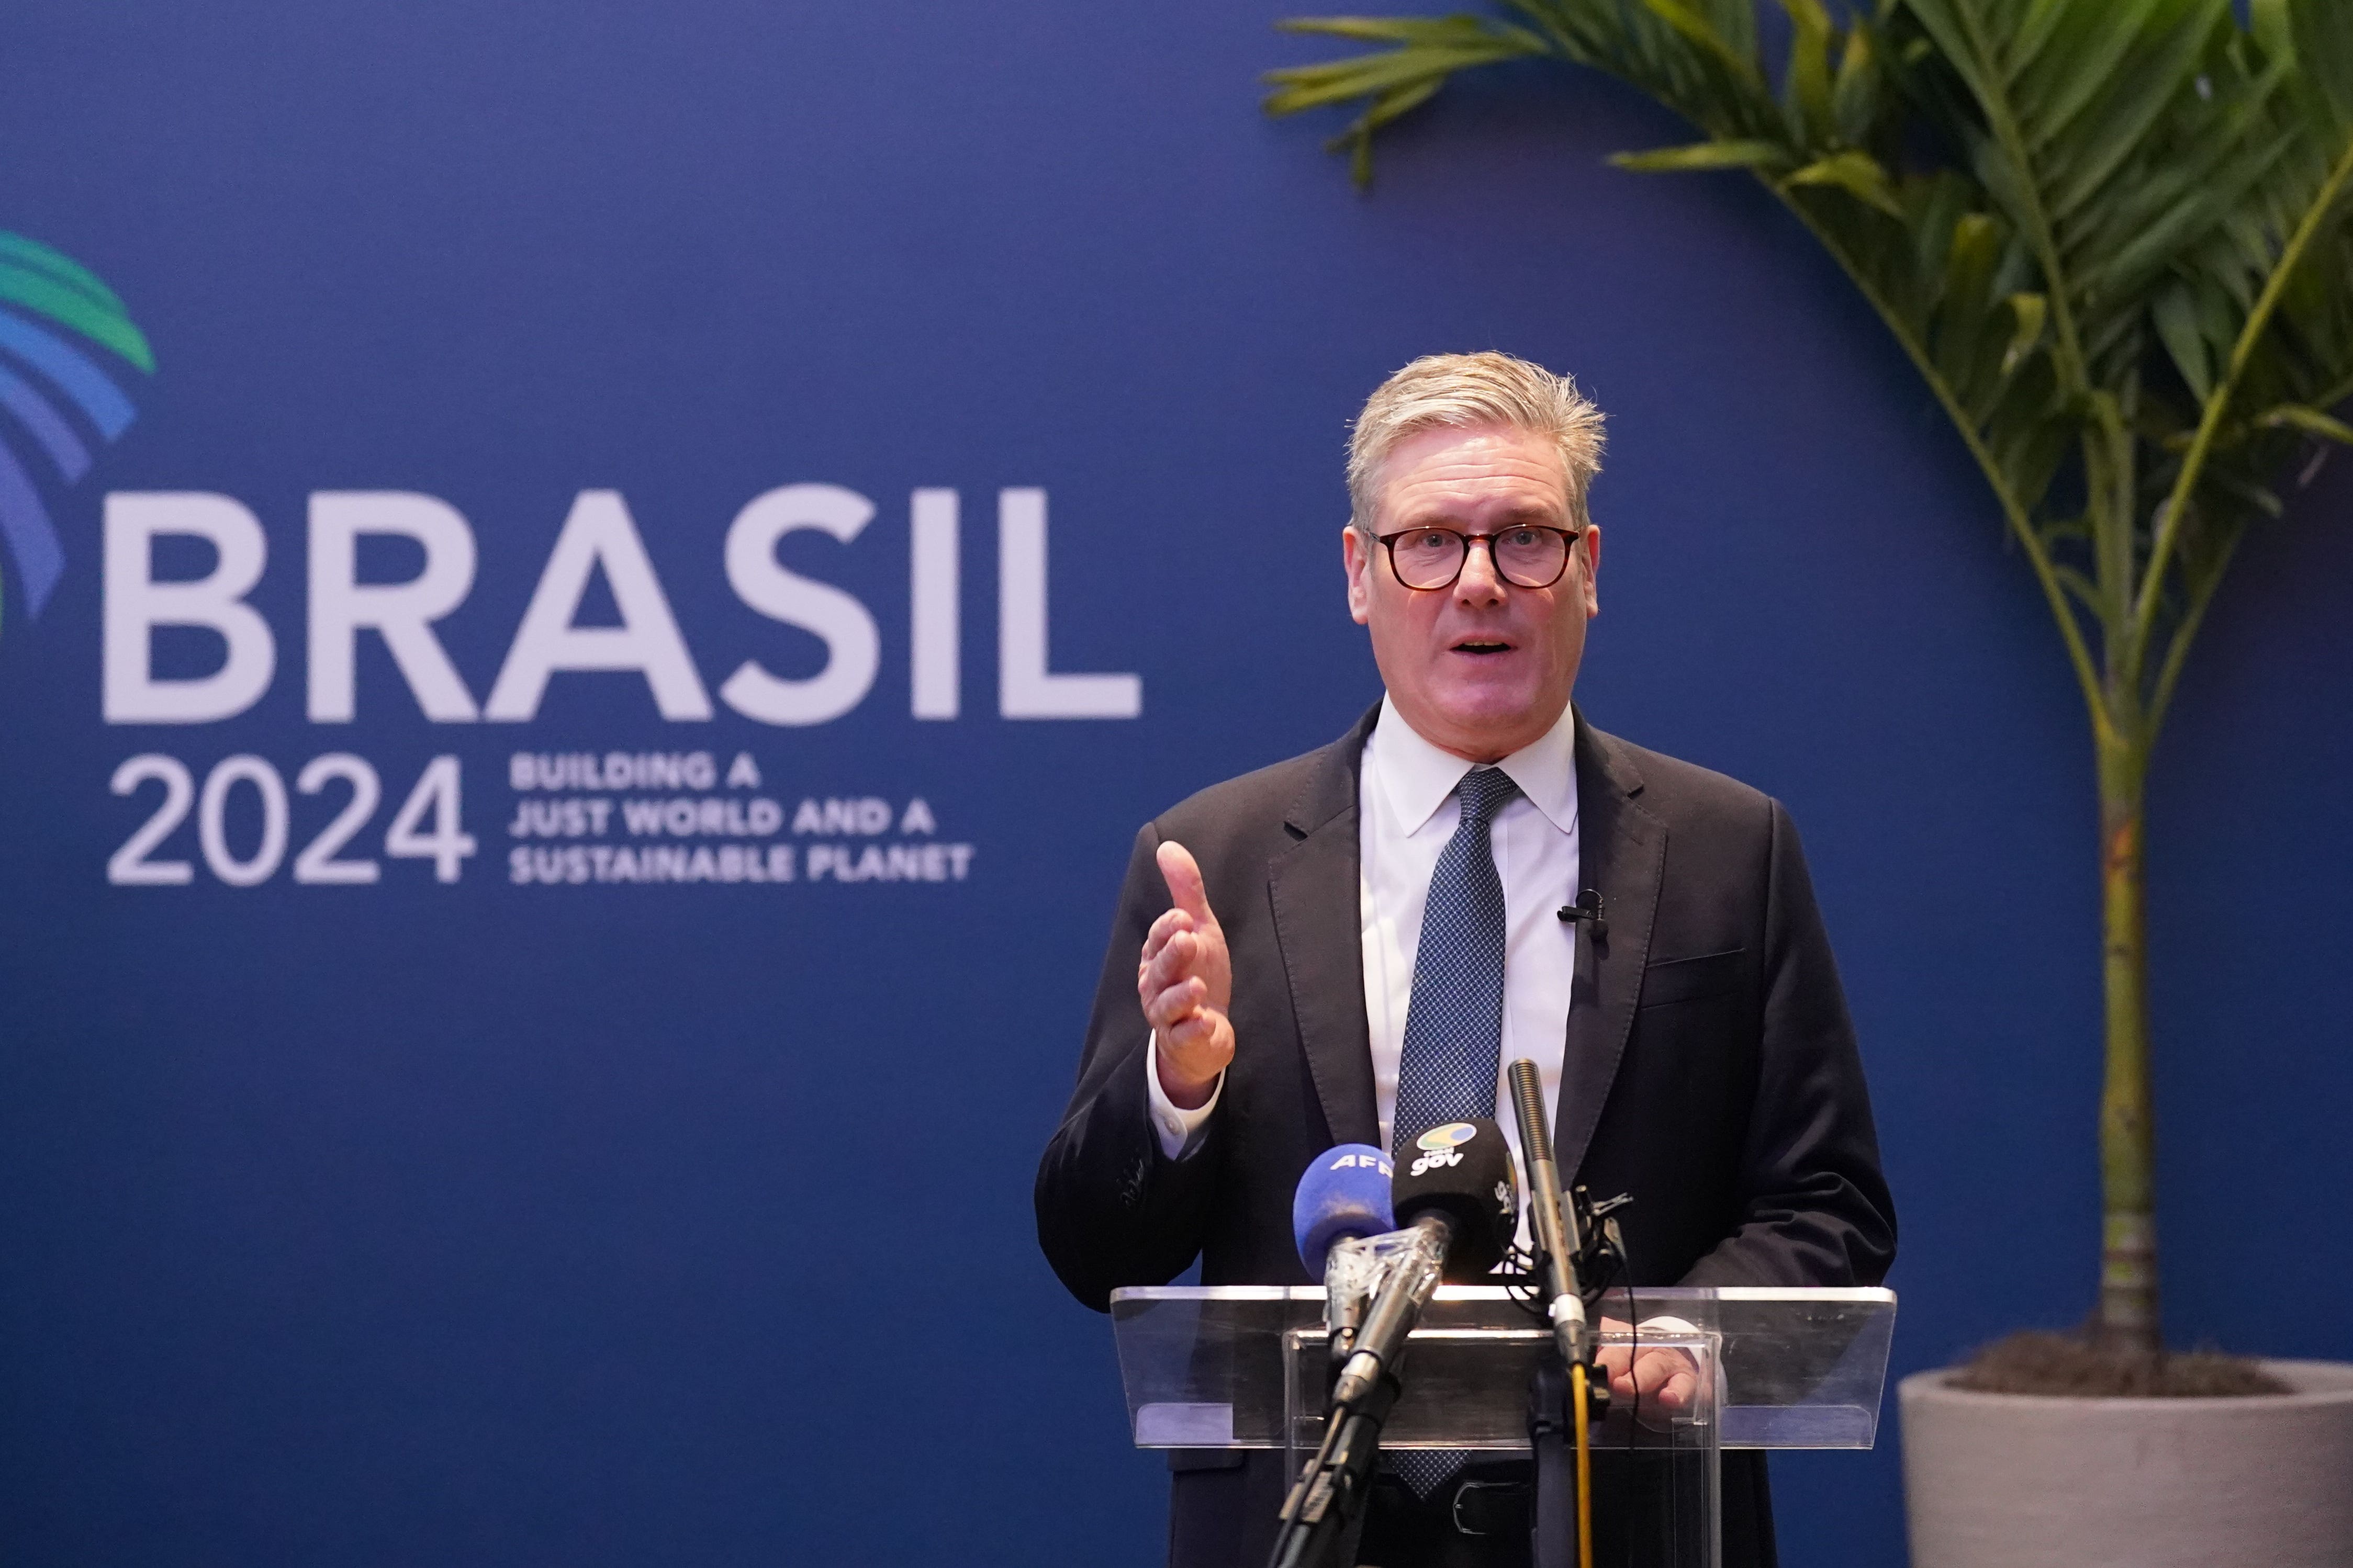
[1137,841,1235,1109]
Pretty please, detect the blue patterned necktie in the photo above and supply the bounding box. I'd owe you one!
[1393,765,1519,1152]
[1387,764,1518,1502]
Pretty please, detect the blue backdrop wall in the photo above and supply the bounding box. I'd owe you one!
[0,4,2347,1564]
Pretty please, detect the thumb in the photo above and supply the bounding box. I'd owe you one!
[1156,840,1217,929]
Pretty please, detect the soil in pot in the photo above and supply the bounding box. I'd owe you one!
[1948,1329,2289,1397]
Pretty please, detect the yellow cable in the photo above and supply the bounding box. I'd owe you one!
[1571,1360,1593,1568]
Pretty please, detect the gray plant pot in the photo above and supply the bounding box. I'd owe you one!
[1899,1360,2353,1568]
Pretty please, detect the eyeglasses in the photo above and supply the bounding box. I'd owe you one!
[1371,524,1584,591]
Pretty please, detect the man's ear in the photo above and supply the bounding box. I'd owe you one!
[1342,525,1372,626]
[1579,523,1601,618]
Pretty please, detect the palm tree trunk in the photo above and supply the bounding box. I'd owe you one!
[2095,734,2160,1353]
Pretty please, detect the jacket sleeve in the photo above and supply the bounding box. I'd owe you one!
[1034,821,1225,1311]
[1679,801,1898,1290]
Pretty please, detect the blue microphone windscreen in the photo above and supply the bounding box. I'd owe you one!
[1292,1143,1395,1273]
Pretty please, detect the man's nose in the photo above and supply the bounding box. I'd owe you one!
[1454,536,1508,602]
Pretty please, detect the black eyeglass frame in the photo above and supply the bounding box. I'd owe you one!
[1368,524,1588,591]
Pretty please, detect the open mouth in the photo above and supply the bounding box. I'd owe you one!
[1451,639,1515,657]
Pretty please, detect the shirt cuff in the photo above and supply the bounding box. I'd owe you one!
[1146,1033,1224,1161]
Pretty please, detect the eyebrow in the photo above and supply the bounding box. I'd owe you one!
[1390,500,1569,530]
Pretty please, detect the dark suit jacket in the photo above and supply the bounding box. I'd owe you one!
[1035,706,1896,1566]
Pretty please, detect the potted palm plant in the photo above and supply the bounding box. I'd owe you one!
[1261,1,2353,1561]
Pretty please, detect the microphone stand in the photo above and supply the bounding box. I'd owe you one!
[1266,1217,1449,1568]
[1509,1058,1608,1568]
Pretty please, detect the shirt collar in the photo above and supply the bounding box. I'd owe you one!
[1367,693,1579,836]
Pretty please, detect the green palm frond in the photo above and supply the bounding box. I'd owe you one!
[1265,0,2353,1353]
[1265,0,2353,724]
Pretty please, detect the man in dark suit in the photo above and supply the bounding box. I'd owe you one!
[1035,353,1895,1567]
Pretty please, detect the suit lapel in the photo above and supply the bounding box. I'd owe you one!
[1268,705,1382,1149]
[1554,714,1666,1182]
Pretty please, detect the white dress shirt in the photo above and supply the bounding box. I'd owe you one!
[1145,701,1701,1340]
[1149,694,1581,1227]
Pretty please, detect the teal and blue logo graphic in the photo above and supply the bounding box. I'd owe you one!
[0,232,153,626]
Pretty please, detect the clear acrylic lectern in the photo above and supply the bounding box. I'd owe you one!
[1109,1285,1896,1568]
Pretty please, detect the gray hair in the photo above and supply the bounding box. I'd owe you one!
[1347,351,1607,532]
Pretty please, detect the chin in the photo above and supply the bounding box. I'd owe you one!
[1426,687,1550,748]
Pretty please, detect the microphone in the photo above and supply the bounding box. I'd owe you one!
[1293,1144,1395,1365]
[1329,1118,1518,1407]
[1271,1120,1520,1568]
[1391,1117,1519,1278]
[1292,1144,1395,1274]
[1507,1057,1590,1367]
[1555,888,1607,940]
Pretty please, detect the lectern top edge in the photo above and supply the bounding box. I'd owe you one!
[1110,1284,1896,1306]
